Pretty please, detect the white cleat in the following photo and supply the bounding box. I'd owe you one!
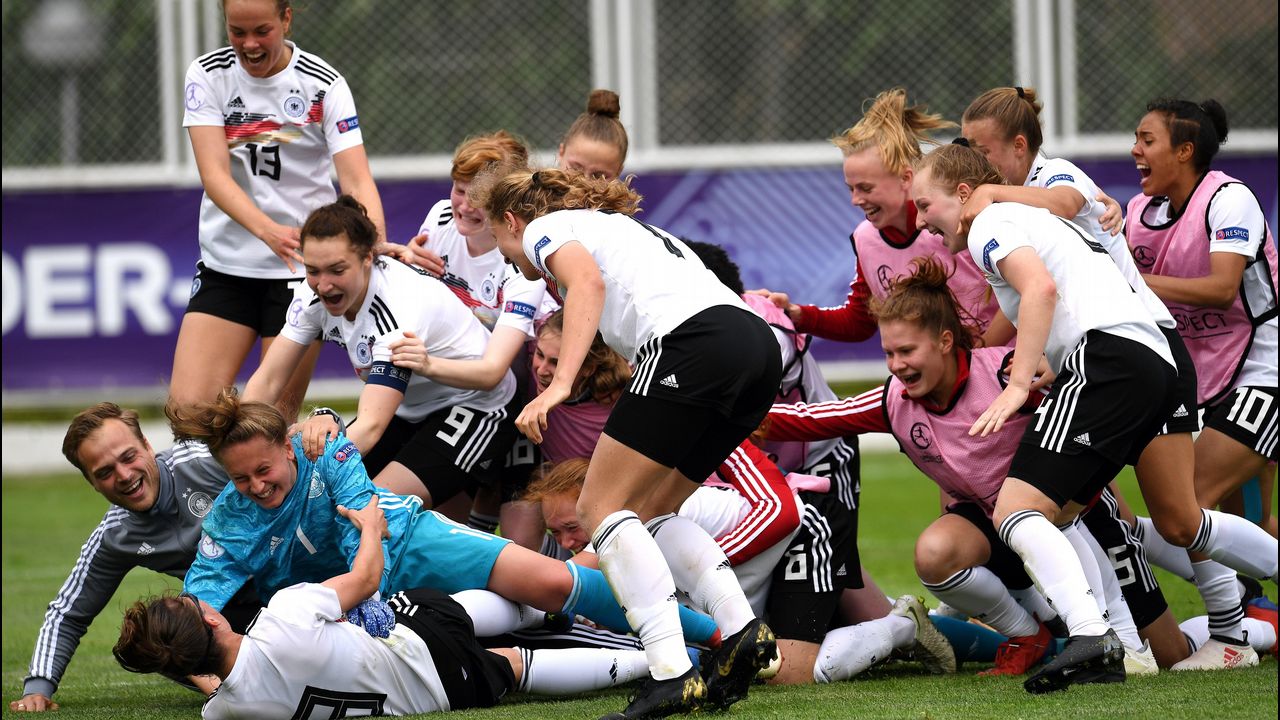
[890,594,956,674]
[1123,640,1158,676]
[1170,637,1259,671]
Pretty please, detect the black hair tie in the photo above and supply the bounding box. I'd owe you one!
[1015,86,1026,99]
[952,137,971,147]
[530,171,542,187]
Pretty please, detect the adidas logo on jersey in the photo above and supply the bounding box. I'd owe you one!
[227,95,245,108]
[137,542,155,555]
[660,374,680,389]
[269,535,285,555]
[1073,432,1092,446]
[1173,404,1189,418]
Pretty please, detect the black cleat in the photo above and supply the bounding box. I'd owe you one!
[702,618,777,711]
[1024,628,1126,694]
[599,665,706,720]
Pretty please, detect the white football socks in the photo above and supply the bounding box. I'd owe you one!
[999,510,1108,637]
[923,566,1039,638]
[647,512,755,637]
[516,647,650,693]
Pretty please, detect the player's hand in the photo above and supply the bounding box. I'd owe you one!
[1097,191,1125,236]
[958,185,997,235]
[1002,353,1057,393]
[517,383,571,443]
[407,233,446,276]
[10,693,58,713]
[297,414,340,461]
[389,331,431,376]
[260,222,304,273]
[374,240,414,265]
[337,495,389,539]
[970,383,1029,437]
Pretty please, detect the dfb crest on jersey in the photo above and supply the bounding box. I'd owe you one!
[356,340,372,365]
[909,422,933,449]
[308,476,326,498]
[481,277,498,303]
[187,491,213,518]
[198,532,225,559]
[283,95,306,118]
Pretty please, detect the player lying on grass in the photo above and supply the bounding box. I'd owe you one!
[12,403,260,715]
[168,388,718,646]
[113,496,651,719]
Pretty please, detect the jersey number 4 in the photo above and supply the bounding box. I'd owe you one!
[247,143,282,181]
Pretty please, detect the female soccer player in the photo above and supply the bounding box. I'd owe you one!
[115,497,653,719]
[171,0,386,419]
[171,388,718,646]
[558,89,629,180]
[753,87,1001,343]
[472,166,782,717]
[243,197,515,509]
[1126,97,1279,669]
[956,86,1277,669]
[912,143,1180,692]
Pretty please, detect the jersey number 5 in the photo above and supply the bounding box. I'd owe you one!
[247,143,282,181]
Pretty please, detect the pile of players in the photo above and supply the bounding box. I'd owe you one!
[11,1,1277,718]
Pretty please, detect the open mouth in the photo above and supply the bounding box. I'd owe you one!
[241,50,269,69]
[898,371,922,389]
[254,485,277,504]
[320,292,345,313]
[1136,164,1152,185]
[119,475,144,497]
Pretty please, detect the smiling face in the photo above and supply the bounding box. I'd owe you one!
[911,167,967,252]
[961,117,1027,185]
[492,212,539,280]
[842,146,912,231]
[532,329,561,393]
[304,234,372,320]
[558,137,624,181]
[1131,111,1189,198]
[450,179,488,238]
[223,0,292,78]
[541,491,589,553]
[880,319,955,407]
[219,435,296,510]
[78,419,161,512]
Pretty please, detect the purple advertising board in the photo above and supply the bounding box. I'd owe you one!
[3,156,1276,395]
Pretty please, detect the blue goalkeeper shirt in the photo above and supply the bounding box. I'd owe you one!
[183,434,422,610]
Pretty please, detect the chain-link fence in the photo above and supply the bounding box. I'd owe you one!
[2,0,1276,181]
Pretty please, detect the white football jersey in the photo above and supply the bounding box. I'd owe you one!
[279,259,515,420]
[1147,183,1277,390]
[968,203,1173,372]
[183,42,364,279]
[417,199,545,335]
[1024,157,1174,330]
[523,209,749,361]
[202,583,449,720]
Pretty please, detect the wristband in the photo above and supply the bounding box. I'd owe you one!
[309,406,347,436]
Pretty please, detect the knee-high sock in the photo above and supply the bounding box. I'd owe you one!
[1188,508,1279,581]
[1075,523,1144,649]
[1179,615,1276,654]
[1008,587,1059,626]
[930,615,1006,663]
[516,647,650,693]
[563,562,718,644]
[1192,559,1245,642]
[999,510,1108,637]
[814,619,903,682]
[1134,516,1195,581]
[592,510,690,680]
[923,566,1039,638]
[647,513,755,637]
[452,589,542,636]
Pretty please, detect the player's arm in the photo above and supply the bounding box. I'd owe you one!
[391,325,524,391]
[766,386,890,441]
[328,496,390,613]
[518,242,604,443]
[344,382,404,455]
[714,442,802,566]
[188,125,302,272]
[1142,252,1247,310]
[962,183,1084,231]
[333,145,387,246]
[18,524,134,711]
[792,257,878,341]
[971,246,1055,438]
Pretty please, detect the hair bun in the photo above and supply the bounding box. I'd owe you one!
[586,89,621,118]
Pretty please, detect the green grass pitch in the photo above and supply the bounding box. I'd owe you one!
[3,451,1276,719]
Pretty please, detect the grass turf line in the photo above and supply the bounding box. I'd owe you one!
[3,453,1276,719]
